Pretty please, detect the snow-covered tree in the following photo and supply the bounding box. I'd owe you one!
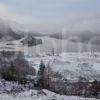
[38,60,46,88]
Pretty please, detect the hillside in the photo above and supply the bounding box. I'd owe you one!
[25,52,100,81]
[49,31,100,44]
[0,88,98,100]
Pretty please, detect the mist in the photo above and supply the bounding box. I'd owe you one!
[0,2,100,34]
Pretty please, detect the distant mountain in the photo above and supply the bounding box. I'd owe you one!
[0,28,24,41]
[49,31,100,45]
[27,32,46,37]
[49,32,63,39]
[0,19,23,41]
[0,19,44,43]
[77,31,100,43]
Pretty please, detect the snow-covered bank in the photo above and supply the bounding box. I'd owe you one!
[0,89,98,100]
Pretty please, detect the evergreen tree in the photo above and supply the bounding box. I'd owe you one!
[38,60,46,88]
[1,62,17,81]
[90,80,100,97]
[38,60,45,76]
[52,48,54,56]
[46,62,52,88]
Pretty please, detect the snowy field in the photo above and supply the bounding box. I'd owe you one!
[0,89,98,100]
[1,37,100,79]
[25,52,100,81]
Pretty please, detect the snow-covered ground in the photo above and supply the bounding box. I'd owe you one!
[0,36,100,81]
[0,36,100,99]
[0,80,29,94]
[25,52,100,81]
[0,80,99,100]
[0,78,99,100]
[0,89,98,100]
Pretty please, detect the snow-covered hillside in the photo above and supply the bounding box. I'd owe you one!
[0,36,100,80]
[0,89,98,100]
[25,52,100,81]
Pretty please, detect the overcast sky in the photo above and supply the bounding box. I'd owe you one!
[0,0,100,33]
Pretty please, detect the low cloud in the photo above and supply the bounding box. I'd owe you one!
[60,12,100,33]
[0,3,100,34]
[0,3,46,33]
